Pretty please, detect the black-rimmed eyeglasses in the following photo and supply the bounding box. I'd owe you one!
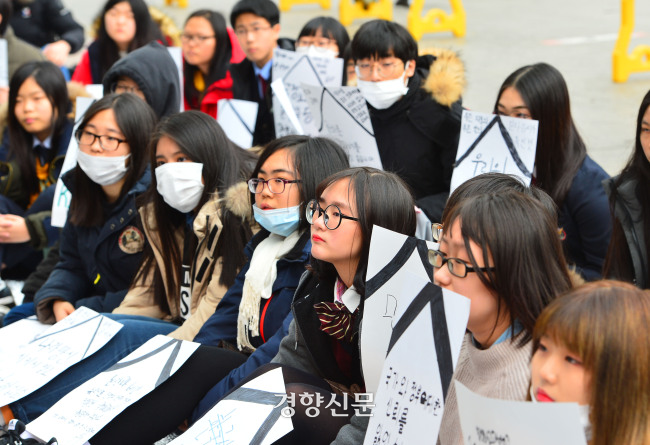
[306,199,359,230]
[428,249,495,278]
[75,129,127,152]
[248,178,302,194]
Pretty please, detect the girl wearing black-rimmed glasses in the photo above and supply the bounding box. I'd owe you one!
[434,189,573,444]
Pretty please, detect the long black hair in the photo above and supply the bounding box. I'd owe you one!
[251,135,350,232]
[310,167,417,296]
[134,111,257,314]
[8,61,70,203]
[68,93,157,227]
[603,90,650,286]
[183,10,232,110]
[494,63,586,208]
[96,0,162,82]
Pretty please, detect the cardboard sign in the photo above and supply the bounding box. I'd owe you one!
[450,110,538,193]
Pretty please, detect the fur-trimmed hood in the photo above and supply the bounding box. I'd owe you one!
[420,48,466,108]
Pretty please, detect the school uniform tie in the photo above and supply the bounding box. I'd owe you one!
[313,301,358,343]
[258,74,268,100]
[33,144,48,166]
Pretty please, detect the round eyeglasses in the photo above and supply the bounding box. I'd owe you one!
[75,129,127,152]
[428,249,495,278]
[248,178,302,194]
[306,199,359,230]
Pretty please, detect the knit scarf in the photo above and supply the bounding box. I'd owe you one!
[236,230,302,351]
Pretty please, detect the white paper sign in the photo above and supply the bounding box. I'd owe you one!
[0,39,8,88]
[167,47,184,112]
[0,316,50,357]
[170,367,292,445]
[450,110,538,193]
[301,83,382,169]
[0,307,122,406]
[363,268,470,445]
[217,99,259,149]
[271,48,343,137]
[455,381,588,445]
[85,84,104,99]
[50,96,95,227]
[27,335,200,445]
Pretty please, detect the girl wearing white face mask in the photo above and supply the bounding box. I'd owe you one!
[531,280,650,445]
[27,93,157,324]
[295,17,350,83]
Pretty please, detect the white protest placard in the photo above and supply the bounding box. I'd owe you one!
[450,110,538,193]
[51,96,95,227]
[85,84,104,99]
[170,367,292,445]
[301,84,382,169]
[0,39,8,88]
[167,46,184,112]
[362,225,436,393]
[27,335,200,445]
[455,381,588,445]
[363,271,470,445]
[271,48,343,137]
[0,307,122,406]
[217,99,259,149]
[0,316,49,357]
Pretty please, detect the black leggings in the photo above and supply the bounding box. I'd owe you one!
[90,345,248,445]
[220,363,354,445]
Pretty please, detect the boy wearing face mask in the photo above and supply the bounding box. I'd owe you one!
[352,20,464,222]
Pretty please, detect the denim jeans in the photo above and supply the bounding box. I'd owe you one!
[9,314,177,422]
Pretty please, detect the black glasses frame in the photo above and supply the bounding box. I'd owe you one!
[75,129,127,152]
[306,199,359,230]
[248,178,302,194]
[428,249,495,278]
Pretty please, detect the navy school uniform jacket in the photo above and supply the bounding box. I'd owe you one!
[33,168,151,324]
[193,228,310,348]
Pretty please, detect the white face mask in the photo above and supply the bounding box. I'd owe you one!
[155,162,205,213]
[529,387,592,441]
[77,150,131,186]
[356,61,410,110]
[295,45,338,59]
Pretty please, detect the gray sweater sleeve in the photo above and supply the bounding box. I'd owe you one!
[331,411,370,444]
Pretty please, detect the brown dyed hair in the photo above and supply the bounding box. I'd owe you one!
[441,190,572,346]
[533,280,650,445]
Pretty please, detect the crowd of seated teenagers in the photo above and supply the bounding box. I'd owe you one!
[0,0,649,444]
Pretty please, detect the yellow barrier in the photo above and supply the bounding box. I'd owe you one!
[613,0,650,82]
[164,0,188,7]
[407,0,465,41]
[339,0,393,26]
[280,0,331,12]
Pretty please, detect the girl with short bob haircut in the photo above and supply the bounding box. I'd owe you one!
[603,90,650,288]
[72,0,163,85]
[0,61,72,281]
[531,280,650,445]
[114,110,257,340]
[182,9,245,117]
[435,189,573,444]
[494,63,611,281]
[296,16,350,58]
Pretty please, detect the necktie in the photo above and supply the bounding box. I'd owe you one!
[34,144,48,166]
[313,301,358,342]
[258,74,268,100]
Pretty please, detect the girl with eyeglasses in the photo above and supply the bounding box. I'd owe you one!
[494,63,611,281]
[433,189,573,444]
[71,0,164,85]
[603,90,650,288]
[530,280,650,445]
[82,136,350,443]
[0,61,72,304]
[181,10,245,118]
[2,110,255,424]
